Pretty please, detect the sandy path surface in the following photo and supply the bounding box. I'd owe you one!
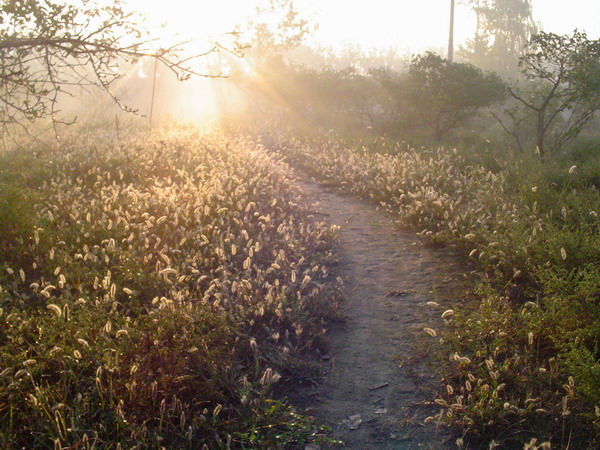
[297,179,469,449]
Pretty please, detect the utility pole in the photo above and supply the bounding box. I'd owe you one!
[448,0,455,62]
[149,57,158,127]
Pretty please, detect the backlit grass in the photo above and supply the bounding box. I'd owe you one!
[0,126,341,448]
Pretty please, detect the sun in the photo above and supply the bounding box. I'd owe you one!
[115,0,257,121]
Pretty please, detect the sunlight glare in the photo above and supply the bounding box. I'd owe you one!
[118,0,600,123]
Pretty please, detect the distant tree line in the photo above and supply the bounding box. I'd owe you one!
[244,54,506,144]
[2,0,599,159]
[236,1,600,158]
[233,0,600,157]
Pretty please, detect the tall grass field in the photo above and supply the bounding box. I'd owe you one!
[0,127,341,448]
[270,130,600,447]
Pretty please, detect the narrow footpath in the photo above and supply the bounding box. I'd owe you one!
[297,179,470,449]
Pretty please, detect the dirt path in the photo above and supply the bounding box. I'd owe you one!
[296,179,469,449]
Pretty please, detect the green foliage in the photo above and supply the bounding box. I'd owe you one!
[233,399,339,447]
[404,53,506,141]
[0,181,36,261]
[562,345,600,409]
[499,30,600,156]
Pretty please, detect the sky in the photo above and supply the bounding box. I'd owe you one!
[307,0,600,52]
[128,0,600,55]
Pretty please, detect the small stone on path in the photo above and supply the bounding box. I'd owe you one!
[369,382,389,391]
[345,414,363,430]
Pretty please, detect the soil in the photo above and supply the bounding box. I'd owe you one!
[295,178,472,449]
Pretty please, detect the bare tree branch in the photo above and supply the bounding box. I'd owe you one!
[0,0,244,140]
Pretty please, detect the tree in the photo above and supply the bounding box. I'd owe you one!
[228,0,315,118]
[246,0,315,71]
[498,30,600,157]
[288,67,383,133]
[401,52,505,141]
[0,0,241,137]
[459,0,536,78]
